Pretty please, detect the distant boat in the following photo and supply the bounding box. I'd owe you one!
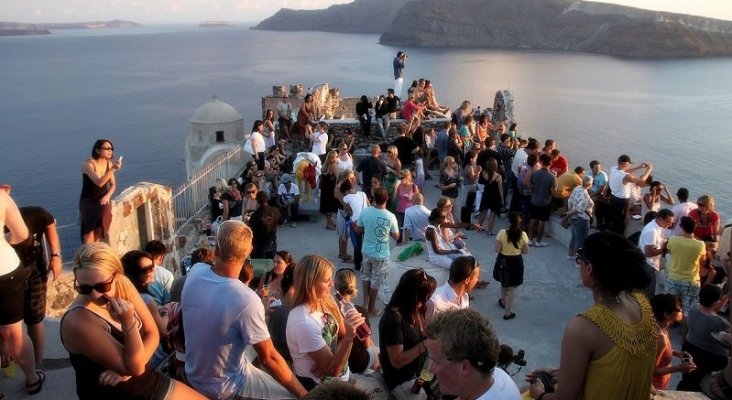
[199,21,235,28]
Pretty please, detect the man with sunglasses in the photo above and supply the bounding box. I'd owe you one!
[182,220,306,399]
[426,309,520,400]
[425,256,480,322]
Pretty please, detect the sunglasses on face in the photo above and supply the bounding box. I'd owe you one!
[75,273,117,295]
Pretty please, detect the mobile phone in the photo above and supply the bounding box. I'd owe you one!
[118,156,123,162]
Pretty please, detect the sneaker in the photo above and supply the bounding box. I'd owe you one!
[535,241,549,247]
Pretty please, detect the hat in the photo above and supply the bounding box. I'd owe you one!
[617,154,632,163]
[281,174,292,183]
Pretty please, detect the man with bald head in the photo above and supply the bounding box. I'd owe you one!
[402,193,430,245]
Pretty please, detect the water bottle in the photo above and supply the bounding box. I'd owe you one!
[334,292,371,340]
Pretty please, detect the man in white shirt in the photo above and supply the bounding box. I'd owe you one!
[182,220,306,400]
[426,309,521,400]
[402,193,430,245]
[672,187,698,236]
[638,209,675,297]
[608,154,652,235]
[276,95,293,139]
[278,174,300,228]
[310,121,329,161]
[425,256,480,322]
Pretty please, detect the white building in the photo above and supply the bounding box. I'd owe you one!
[186,95,245,178]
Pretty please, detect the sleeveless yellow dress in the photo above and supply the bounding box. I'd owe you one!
[579,292,657,400]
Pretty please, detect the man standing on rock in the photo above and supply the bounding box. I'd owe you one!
[276,94,293,139]
[393,51,407,98]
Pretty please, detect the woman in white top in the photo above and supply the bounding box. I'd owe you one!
[286,255,364,390]
[0,188,45,394]
[425,209,469,269]
[336,142,354,173]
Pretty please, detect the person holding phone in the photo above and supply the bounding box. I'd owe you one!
[60,242,203,399]
[80,139,122,244]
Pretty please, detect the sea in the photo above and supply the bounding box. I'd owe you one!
[2,24,732,259]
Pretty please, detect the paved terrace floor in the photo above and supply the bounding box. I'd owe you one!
[0,178,710,399]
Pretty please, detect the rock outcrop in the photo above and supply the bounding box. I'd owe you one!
[378,0,732,58]
[255,0,732,58]
[253,0,409,34]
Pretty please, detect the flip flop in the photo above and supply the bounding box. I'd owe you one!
[26,370,45,395]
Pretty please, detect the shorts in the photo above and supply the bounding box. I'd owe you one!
[530,204,551,221]
[336,211,350,240]
[361,256,388,289]
[0,264,30,325]
[24,262,48,325]
[665,278,700,316]
[493,254,524,288]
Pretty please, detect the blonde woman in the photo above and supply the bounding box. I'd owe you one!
[242,182,259,222]
[286,255,364,390]
[320,151,339,230]
[334,268,380,374]
[383,146,402,209]
[60,242,203,399]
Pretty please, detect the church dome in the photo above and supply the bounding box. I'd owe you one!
[190,95,243,124]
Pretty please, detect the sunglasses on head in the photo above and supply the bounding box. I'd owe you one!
[75,272,117,295]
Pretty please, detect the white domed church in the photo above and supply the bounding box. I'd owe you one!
[186,95,245,178]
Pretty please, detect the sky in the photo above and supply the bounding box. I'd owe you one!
[1,0,731,24]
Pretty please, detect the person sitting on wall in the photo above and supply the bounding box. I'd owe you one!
[356,95,373,137]
[144,240,175,307]
[248,191,282,259]
[277,94,293,139]
[278,174,300,228]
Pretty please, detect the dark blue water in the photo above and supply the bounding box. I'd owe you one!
[2,25,732,258]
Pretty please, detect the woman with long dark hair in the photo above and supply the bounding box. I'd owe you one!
[257,250,295,300]
[80,139,122,243]
[248,120,266,171]
[527,231,657,400]
[494,212,528,320]
[378,268,437,399]
[478,157,503,235]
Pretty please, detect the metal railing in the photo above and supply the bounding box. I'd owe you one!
[172,146,249,229]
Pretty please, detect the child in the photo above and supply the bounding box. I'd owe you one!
[413,148,425,190]
[650,294,696,390]
[334,268,380,374]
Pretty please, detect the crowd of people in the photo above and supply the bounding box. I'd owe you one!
[1,77,732,400]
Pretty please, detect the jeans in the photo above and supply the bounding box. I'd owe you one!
[359,115,372,136]
[350,224,363,270]
[610,195,629,235]
[569,217,590,252]
[378,114,391,139]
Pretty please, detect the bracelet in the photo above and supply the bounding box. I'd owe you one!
[537,393,548,400]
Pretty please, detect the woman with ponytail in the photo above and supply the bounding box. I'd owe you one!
[493,212,529,320]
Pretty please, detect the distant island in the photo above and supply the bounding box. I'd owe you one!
[254,0,732,58]
[0,20,142,36]
[199,21,235,28]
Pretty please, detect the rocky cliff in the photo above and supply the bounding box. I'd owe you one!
[378,0,732,58]
[253,0,409,34]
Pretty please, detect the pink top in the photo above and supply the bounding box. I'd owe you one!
[395,183,417,213]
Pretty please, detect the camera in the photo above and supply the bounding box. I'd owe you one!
[497,344,526,371]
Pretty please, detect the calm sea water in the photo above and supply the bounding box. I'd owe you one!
[2,25,732,258]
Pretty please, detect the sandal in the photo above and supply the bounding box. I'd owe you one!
[26,370,45,395]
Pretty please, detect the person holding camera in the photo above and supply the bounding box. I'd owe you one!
[526,231,657,400]
[393,51,407,98]
[425,309,521,399]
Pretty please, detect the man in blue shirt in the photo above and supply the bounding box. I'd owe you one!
[355,188,399,316]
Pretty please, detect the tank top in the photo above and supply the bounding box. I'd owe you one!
[80,160,110,200]
[0,210,21,276]
[578,292,657,400]
[608,167,630,199]
[60,305,169,400]
[337,154,354,173]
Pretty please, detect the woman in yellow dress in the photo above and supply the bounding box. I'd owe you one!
[526,231,657,400]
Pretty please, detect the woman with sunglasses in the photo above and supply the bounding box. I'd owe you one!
[241,182,259,223]
[689,194,721,284]
[286,255,365,390]
[0,188,44,395]
[527,231,656,400]
[61,242,204,399]
[336,142,354,173]
[80,139,122,244]
[379,268,437,400]
[121,250,169,369]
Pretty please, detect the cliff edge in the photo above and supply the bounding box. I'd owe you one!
[253,0,409,34]
[378,0,732,58]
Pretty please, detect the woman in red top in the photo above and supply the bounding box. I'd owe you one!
[689,194,721,283]
[650,294,695,390]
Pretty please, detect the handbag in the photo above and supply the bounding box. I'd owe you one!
[560,213,571,229]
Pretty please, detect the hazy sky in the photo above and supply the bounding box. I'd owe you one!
[2,0,731,24]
